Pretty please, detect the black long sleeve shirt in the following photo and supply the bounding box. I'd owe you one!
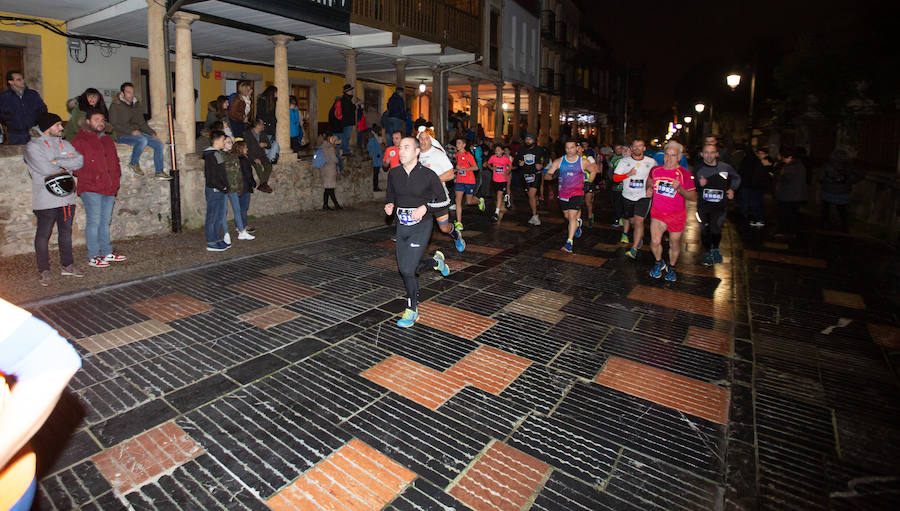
[386,163,449,215]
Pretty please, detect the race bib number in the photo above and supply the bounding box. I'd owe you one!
[397,207,420,226]
[656,180,677,198]
[629,179,644,189]
[458,169,466,176]
[494,167,505,174]
[525,174,536,183]
[702,188,724,202]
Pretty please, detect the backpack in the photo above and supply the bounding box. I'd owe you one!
[333,98,343,121]
[313,147,328,169]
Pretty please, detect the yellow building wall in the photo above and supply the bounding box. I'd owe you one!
[0,11,68,115]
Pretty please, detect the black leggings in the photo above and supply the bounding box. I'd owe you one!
[323,188,340,207]
[396,218,436,310]
[700,209,727,249]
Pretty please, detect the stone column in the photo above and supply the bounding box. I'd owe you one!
[394,58,407,91]
[172,12,198,153]
[469,78,479,134]
[494,82,504,140]
[539,93,551,146]
[430,67,444,142]
[550,95,561,142]
[146,0,167,136]
[341,49,359,147]
[527,87,538,136]
[512,84,522,140]
[270,34,293,156]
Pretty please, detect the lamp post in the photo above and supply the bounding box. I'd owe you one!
[726,73,741,91]
[695,103,706,138]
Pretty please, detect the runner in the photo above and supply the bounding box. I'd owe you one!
[416,130,466,252]
[515,133,545,225]
[452,138,485,230]
[696,143,740,265]
[614,139,656,259]
[646,141,697,282]
[486,145,512,222]
[382,129,402,170]
[384,137,453,328]
[544,140,596,253]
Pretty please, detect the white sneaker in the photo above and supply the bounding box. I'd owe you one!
[238,230,255,240]
[531,214,541,226]
[223,232,231,245]
[88,257,110,268]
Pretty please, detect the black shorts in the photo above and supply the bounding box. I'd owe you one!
[623,197,652,218]
[493,181,508,193]
[523,173,540,190]
[559,195,584,211]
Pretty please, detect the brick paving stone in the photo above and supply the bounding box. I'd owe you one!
[76,319,173,354]
[867,323,900,348]
[594,356,730,425]
[445,345,532,394]
[448,440,550,511]
[822,289,867,309]
[267,439,416,510]
[684,325,732,356]
[503,288,572,324]
[500,364,575,415]
[230,275,321,305]
[628,284,732,320]
[600,328,728,383]
[237,305,301,329]
[76,375,152,425]
[92,421,202,494]
[129,293,214,323]
[476,313,566,366]
[415,300,497,340]
[543,250,608,267]
[362,354,466,410]
[743,249,827,268]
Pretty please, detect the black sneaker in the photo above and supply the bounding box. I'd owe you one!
[491,213,499,223]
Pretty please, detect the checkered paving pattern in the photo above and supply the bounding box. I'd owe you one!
[25,197,900,510]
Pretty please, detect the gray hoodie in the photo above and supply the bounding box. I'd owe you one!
[24,133,84,210]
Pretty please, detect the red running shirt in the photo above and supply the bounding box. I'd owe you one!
[455,151,476,184]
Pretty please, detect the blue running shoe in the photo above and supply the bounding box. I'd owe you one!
[454,235,466,253]
[397,308,419,328]
[702,251,715,267]
[665,267,677,282]
[575,218,583,238]
[625,247,638,259]
[433,250,450,276]
[650,259,666,278]
[561,241,573,253]
[713,248,723,264]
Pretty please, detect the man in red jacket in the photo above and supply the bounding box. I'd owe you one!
[71,109,127,268]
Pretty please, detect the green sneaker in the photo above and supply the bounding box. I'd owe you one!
[453,220,464,231]
[478,197,485,212]
[619,233,629,244]
[397,308,419,328]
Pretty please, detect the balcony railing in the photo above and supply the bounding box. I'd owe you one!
[540,10,555,39]
[352,0,482,54]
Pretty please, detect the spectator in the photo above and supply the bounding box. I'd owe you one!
[404,109,413,136]
[245,118,274,193]
[413,113,428,133]
[221,136,254,242]
[367,126,384,191]
[202,130,230,251]
[232,139,256,235]
[71,109,126,269]
[0,70,47,145]
[0,298,81,511]
[64,88,108,141]
[328,84,355,157]
[289,95,303,154]
[774,147,808,238]
[256,86,277,139]
[356,98,367,149]
[24,112,84,286]
[205,95,229,131]
[819,148,861,232]
[739,147,772,228]
[320,134,341,210]
[227,81,254,137]
[109,82,170,180]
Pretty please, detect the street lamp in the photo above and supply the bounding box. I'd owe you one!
[726,73,741,90]
[684,116,692,123]
[694,103,705,113]
[502,102,508,110]
[418,80,426,94]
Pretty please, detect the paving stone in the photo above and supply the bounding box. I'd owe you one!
[500,364,575,415]
[606,449,725,510]
[166,373,239,413]
[355,320,479,371]
[445,345,532,394]
[685,325,732,355]
[531,469,637,510]
[76,375,152,425]
[476,313,565,365]
[129,293,214,323]
[362,354,467,410]
[550,343,610,379]
[90,399,178,448]
[449,440,550,511]
[76,319,173,354]
[601,328,729,383]
[272,336,329,362]
[285,291,371,326]
[438,386,531,441]
[230,275,322,305]
[386,477,475,510]
[628,284,732,320]
[36,459,113,510]
[236,305,300,329]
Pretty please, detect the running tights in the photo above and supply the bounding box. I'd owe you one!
[396,219,435,311]
[700,209,727,250]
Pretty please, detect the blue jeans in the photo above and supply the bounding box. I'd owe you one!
[116,133,164,173]
[222,192,245,232]
[238,192,251,227]
[339,125,352,155]
[385,117,403,137]
[80,192,115,258]
[205,187,226,244]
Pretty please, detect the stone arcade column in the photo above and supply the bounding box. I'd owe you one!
[269,35,293,156]
[430,66,445,142]
[341,49,359,147]
[469,78,480,134]
[394,58,407,91]
[494,82,504,140]
[146,0,167,137]
[172,12,198,153]
[512,84,522,141]
[527,87,538,137]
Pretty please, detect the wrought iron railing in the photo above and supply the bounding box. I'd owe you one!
[352,0,482,54]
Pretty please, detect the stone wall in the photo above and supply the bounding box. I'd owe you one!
[0,145,377,257]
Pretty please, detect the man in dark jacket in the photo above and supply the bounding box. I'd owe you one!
[386,88,405,137]
[330,84,356,157]
[203,130,230,251]
[71,110,126,269]
[0,71,47,144]
[245,118,273,193]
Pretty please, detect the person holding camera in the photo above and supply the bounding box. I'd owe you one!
[24,112,84,286]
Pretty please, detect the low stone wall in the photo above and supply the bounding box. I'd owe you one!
[0,145,376,257]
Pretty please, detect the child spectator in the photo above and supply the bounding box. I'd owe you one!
[366,126,384,191]
[233,139,257,234]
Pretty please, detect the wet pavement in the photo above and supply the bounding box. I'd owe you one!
[24,194,900,510]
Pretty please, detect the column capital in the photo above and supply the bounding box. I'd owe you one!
[146,0,164,11]
[171,11,199,27]
[469,77,480,86]
[494,81,504,89]
[341,49,360,58]
[394,58,407,66]
[268,34,293,47]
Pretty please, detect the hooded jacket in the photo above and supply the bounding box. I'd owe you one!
[202,147,228,191]
[71,127,121,197]
[24,133,84,210]
[108,93,155,139]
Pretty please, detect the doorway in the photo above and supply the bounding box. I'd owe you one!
[0,45,24,143]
